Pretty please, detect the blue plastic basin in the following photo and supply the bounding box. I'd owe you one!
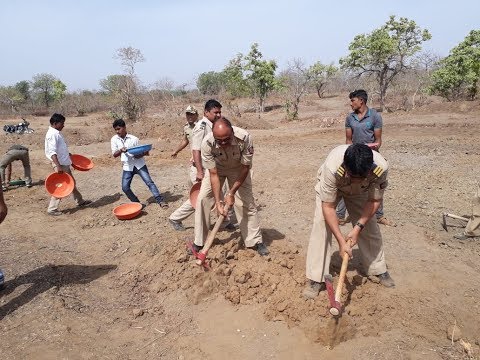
[127,144,152,155]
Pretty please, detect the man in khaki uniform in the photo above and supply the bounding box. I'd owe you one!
[169,105,199,231]
[193,118,268,256]
[454,182,480,239]
[304,144,394,299]
[0,145,32,190]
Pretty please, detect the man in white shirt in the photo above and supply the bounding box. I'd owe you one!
[44,113,91,216]
[111,119,168,209]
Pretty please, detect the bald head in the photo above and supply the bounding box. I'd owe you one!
[213,117,234,146]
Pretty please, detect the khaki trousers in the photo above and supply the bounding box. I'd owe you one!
[169,165,197,222]
[0,149,32,185]
[194,169,262,248]
[464,182,480,236]
[306,191,387,283]
[48,165,84,212]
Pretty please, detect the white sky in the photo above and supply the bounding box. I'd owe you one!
[1,0,478,91]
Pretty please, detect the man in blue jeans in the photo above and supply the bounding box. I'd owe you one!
[111,119,168,209]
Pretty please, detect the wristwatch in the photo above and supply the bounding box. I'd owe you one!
[355,222,365,231]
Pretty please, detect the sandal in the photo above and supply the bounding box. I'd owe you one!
[158,201,169,209]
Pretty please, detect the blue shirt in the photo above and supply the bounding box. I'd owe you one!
[345,108,382,144]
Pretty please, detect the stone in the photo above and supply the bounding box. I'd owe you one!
[446,324,461,341]
[133,309,144,318]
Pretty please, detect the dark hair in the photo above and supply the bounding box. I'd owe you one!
[212,117,233,132]
[349,89,368,104]
[344,144,373,177]
[50,113,65,125]
[204,99,222,112]
[112,119,126,128]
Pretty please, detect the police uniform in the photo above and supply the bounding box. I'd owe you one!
[169,122,197,222]
[0,145,32,187]
[306,145,389,284]
[194,126,262,248]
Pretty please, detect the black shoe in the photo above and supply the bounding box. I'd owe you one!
[224,223,239,231]
[186,242,203,255]
[254,242,269,256]
[0,269,5,291]
[48,210,63,216]
[303,280,325,299]
[169,219,186,231]
[376,272,395,288]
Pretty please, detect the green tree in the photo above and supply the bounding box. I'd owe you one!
[429,30,480,100]
[14,81,31,102]
[53,79,67,101]
[309,62,338,98]
[0,86,24,112]
[32,73,57,108]
[244,43,278,112]
[340,16,431,111]
[196,71,225,95]
[223,54,249,97]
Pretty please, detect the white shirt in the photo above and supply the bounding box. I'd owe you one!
[45,126,71,165]
[111,133,146,171]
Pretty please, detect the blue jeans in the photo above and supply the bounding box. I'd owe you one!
[122,165,164,203]
[336,197,384,219]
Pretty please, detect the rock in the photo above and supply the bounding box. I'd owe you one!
[133,309,144,318]
[353,275,365,286]
[276,301,288,312]
[176,254,188,263]
[223,267,232,276]
[446,324,461,341]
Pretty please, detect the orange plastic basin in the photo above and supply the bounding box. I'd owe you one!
[113,202,143,220]
[71,154,94,171]
[45,172,75,198]
[189,182,201,209]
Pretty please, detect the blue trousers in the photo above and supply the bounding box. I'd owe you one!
[122,165,164,203]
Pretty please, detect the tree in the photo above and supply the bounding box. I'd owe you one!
[223,54,249,98]
[32,73,57,108]
[309,62,338,98]
[280,59,313,120]
[14,81,31,102]
[196,71,225,95]
[53,79,67,101]
[105,46,146,121]
[429,30,480,100]
[244,43,279,112]
[340,16,431,111]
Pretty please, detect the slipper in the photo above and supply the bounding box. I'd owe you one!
[158,201,169,209]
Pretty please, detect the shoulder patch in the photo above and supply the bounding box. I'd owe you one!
[336,165,346,177]
[233,127,249,141]
[372,165,384,177]
[199,121,206,130]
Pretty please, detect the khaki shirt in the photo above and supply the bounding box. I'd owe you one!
[183,123,195,149]
[201,126,253,173]
[316,145,388,202]
[191,117,212,151]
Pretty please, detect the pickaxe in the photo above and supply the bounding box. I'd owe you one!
[442,212,469,232]
[325,240,351,316]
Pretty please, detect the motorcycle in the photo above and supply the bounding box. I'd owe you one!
[3,118,34,134]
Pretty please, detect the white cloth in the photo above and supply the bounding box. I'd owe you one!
[45,126,71,165]
[110,134,146,171]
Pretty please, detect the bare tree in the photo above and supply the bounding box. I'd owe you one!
[280,58,312,120]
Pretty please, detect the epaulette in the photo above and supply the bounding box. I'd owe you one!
[336,164,346,178]
[199,121,206,130]
[371,163,384,177]
[233,127,248,141]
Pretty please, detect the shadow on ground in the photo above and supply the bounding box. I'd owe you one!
[0,264,116,320]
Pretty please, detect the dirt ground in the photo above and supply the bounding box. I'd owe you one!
[1,95,479,360]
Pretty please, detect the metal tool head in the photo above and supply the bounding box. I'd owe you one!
[324,274,342,316]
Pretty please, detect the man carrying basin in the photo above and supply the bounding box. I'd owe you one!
[44,113,91,216]
[111,119,168,209]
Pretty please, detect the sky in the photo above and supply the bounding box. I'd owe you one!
[1,0,479,91]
